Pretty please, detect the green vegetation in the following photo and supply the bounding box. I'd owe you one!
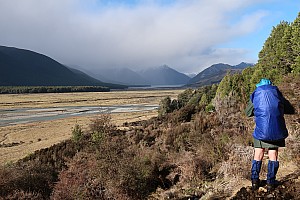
[216,13,300,104]
[158,84,218,116]
[0,12,300,200]
[90,114,115,143]
[0,86,110,94]
[71,124,84,142]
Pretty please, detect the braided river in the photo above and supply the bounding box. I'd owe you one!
[0,105,158,127]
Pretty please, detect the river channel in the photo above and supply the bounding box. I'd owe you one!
[0,105,158,127]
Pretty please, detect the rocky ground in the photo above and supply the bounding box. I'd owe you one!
[232,170,300,199]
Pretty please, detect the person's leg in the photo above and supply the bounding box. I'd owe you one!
[251,148,264,190]
[268,149,278,161]
[254,148,265,161]
[267,148,279,192]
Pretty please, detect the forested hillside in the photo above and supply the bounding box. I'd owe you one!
[216,14,300,103]
[0,13,299,200]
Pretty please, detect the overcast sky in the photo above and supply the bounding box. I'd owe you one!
[0,0,299,73]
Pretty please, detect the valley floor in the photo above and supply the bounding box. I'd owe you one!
[0,89,183,165]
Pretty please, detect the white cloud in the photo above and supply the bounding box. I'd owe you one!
[0,0,269,73]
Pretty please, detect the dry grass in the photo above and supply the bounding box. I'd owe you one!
[0,90,183,165]
[0,90,183,109]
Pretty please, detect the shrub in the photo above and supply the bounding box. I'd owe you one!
[158,96,172,116]
[90,114,115,143]
[51,153,105,200]
[51,132,173,200]
[169,104,196,124]
[205,103,215,112]
[71,124,83,142]
[5,190,43,200]
[164,124,191,152]
[177,89,194,108]
[0,162,57,199]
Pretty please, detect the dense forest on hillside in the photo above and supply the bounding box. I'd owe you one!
[0,13,300,199]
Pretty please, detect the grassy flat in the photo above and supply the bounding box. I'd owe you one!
[0,89,184,165]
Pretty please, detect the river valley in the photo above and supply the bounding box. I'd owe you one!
[0,89,183,165]
[0,105,158,127]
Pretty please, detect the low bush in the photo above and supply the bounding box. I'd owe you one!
[0,162,57,199]
[71,124,84,142]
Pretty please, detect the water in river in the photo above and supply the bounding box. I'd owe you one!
[0,105,158,127]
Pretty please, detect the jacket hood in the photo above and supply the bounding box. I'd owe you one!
[256,78,272,87]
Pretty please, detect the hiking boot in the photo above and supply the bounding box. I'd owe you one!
[267,183,275,192]
[252,179,260,191]
[267,180,281,192]
[267,180,280,192]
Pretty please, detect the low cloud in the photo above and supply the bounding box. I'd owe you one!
[0,0,268,73]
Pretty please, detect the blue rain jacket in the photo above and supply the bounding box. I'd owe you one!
[250,85,288,141]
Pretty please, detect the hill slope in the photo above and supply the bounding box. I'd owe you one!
[187,62,254,87]
[84,65,191,86]
[86,67,150,86]
[138,65,191,85]
[67,67,127,89]
[0,11,299,200]
[0,46,126,88]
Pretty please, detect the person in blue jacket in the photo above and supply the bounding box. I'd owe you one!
[245,78,294,192]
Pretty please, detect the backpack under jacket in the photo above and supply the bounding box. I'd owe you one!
[250,85,288,141]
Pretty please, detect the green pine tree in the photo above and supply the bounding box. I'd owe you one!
[291,12,300,73]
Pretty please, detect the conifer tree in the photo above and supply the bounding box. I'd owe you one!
[216,12,300,104]
[251,20,294,85]
[291,12,300,73]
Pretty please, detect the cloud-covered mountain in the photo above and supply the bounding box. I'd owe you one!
[138,65,191,86]
[80,65,191,86]
[0,45,126,89]
[185,73,197,78]
[0,1,267,72]
[86,68,150,86]
[187,62,254,87]
[0,45,253,89]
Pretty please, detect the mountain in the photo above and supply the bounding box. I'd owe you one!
[187,62,254,87]
[0,45,126,89]
[86,67,150,86]
[234,62,254,69]
[185,73,197,78]
[66,67,126,88]
[138,65,191,85]
[82,65,191,86]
